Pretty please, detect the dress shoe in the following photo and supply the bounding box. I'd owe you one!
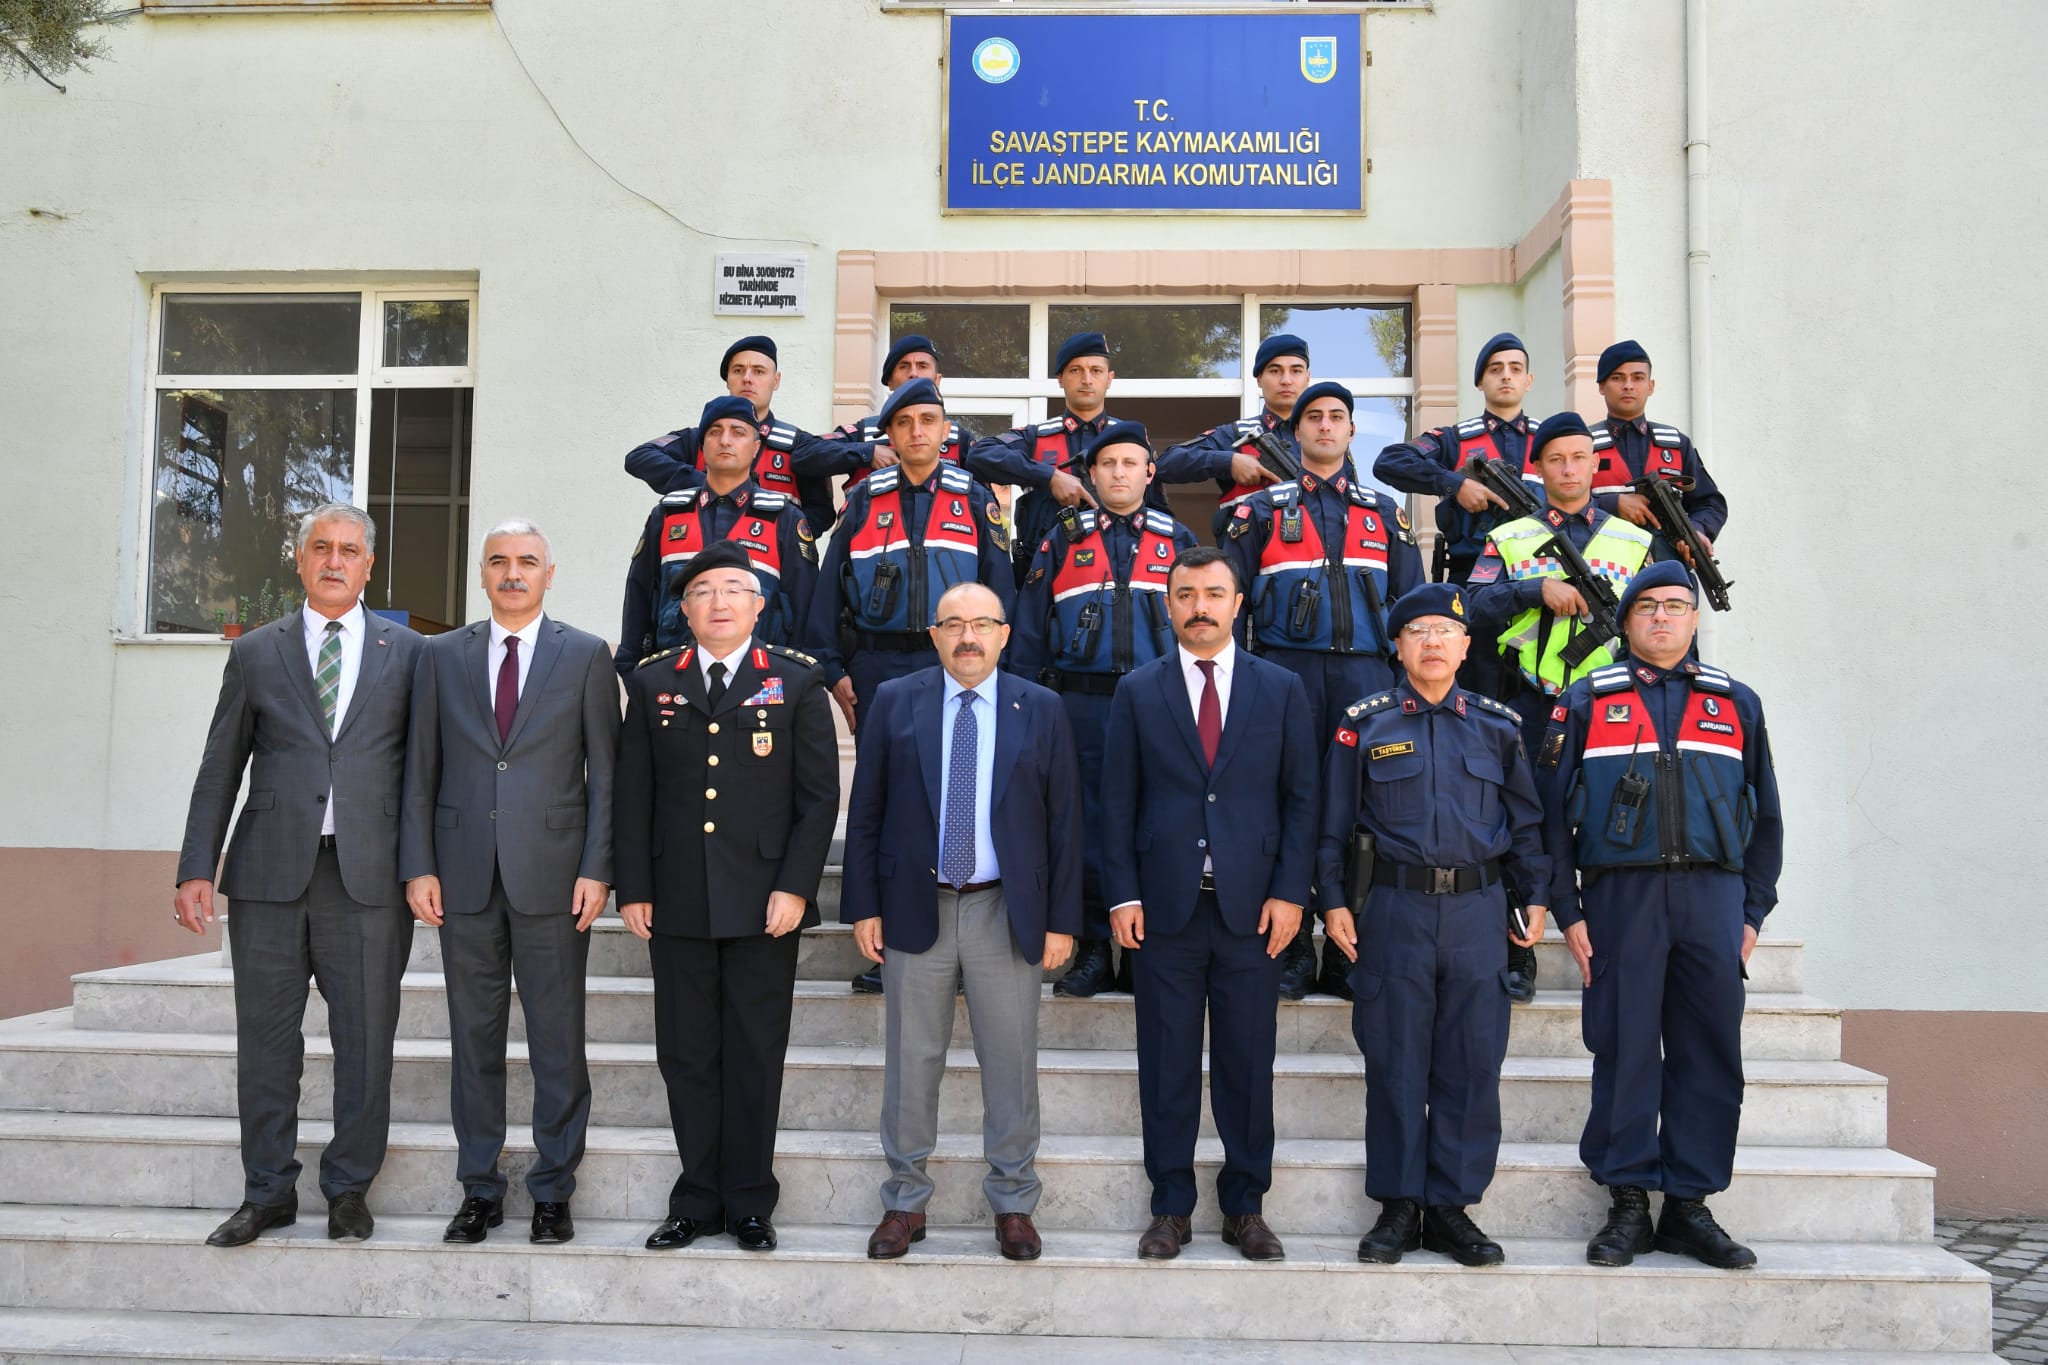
[326,1190,373,1243]
[442,1196,503,1244]
[205,1198,297,1248]
[1220,1213,1285,1261]
[851,965,884,994]
[1506,940,1539,1004]
[1356,1198,1423,1264]
[729,1215,777,1251]
[1654,1196,1756,1269]
[1053,938,1116,998]
[1586,1184,1654,1266]
[1422,1205,1505,1267]
[1276,925,1317,1002]
[1137,1213,1191,1260]
[645,1216,711,1250]
[530,1200,574,1244]
[866,1209,926,1260]
[1314,946,1355,1000]
[996,1212,1042,1261]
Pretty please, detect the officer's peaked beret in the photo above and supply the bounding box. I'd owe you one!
[1387,583,1467,638]
[675,539,754,594]
[1617,559,1694,617]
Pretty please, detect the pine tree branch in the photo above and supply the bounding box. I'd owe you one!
[0,32,67,92]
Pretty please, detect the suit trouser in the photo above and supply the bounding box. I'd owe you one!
[879,886,1043,1215]
[1351,882,1512,1208]
[1133,888,1281,1216]
[648,929,803,1221]
[227,845,410,1204]
[439,870,593,1204]
[1578,867,1747,1199]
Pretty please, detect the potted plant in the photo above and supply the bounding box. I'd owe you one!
[215,607,240,640]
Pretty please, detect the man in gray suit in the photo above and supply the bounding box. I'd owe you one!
[401,519,619,1246]
[174,503,422,1247]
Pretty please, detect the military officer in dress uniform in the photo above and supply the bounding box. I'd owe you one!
[1589,340,1729,570]
[790,334,972,505]
[615,540,841,1254]
[1156,333,1312,537]
[1536,559,1782,1271]
[615,395,817,679]
[622,334,836,534]
[1223,381,1425,1000]
[1316,583,1549,1268]
[1009,421,1199,998]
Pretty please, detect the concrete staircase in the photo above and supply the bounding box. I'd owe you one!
[0,869,1995,1362]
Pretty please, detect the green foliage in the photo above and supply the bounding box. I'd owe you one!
[0,0,130,92]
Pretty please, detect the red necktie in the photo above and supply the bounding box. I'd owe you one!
[1196,658,1221,769]
[495,636,519,744]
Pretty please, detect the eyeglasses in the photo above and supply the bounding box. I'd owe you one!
[933,616,1006,638]
[683,585,761,605]
[1400,623,1468,641]
[1629,597,1696,619]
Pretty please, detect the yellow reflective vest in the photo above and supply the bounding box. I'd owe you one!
[1488,510,1652,694]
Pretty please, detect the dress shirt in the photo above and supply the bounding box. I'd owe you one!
[699,636,754,694]
[302,599,367,836]
[1179,640,1236,875]
[487,612,544,701]
[937,670,1001,885]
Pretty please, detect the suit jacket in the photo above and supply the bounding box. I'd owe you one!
[613,640,839,938]
[1100,650,1318,937]
[399,616,620,916]
[840,666,1084,961]
[176,607,422,907]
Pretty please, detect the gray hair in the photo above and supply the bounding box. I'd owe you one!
[480,517,554,567]
[296,502,376,555]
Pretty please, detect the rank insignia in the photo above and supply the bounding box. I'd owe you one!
[1637,666,1659,684]
[744,677,786,706]
[1605,702,1631,723]
[1369,741,1416,761]
[1074,549,1096,566]
[667,524,690,541]
[1539,730,1565,769]
[752,732,774,757]
[632,535,645,557]
[878,512,895,529]
[1025,566,1045,586]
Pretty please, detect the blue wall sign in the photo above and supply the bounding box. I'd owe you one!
[945,12,1364,215]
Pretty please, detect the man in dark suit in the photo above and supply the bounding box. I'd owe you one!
[400,519,619,1246]
[842,581,1084,1263]
[1101,546,1318,1262]
[173,503,422,1247]
[614,540,840,1253]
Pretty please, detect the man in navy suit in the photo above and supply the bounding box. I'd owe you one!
[1101,546,1319,1262]
[841,581,1085,1263]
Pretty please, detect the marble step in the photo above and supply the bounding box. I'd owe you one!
[0,1015,1890,1147]
[0,1112,1936,1243]
[0,1308,2006,1364]
[74,957,1844,1062]
[0,1206,1991,1353]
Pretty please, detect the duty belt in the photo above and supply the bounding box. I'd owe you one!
[852,630,934,654]
[1372,859,1502,895]
[1045,669,1123,697]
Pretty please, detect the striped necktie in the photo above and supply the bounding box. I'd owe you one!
[316,620,343,736]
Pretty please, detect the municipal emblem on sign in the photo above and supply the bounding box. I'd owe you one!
[972,36,1020,85]
[1301,36,1337,84]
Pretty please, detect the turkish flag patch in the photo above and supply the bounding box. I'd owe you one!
[1335,728,1358,747]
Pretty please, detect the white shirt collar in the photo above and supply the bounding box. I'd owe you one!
[489,612,544,651]
[702,636,754,680]
[303,599,366,639]
[1178,640,1236,677]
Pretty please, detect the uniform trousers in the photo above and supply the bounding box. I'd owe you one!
[845,646,938,735]
[1055,687,1114,940]
[1260,648,1399,757]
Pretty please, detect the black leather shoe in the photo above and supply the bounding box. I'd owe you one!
[851,965,884,994]
[1315,946,1355,1000]
[1054,938,1117,998]
[326,1191,373,1243]
[205,1199,297,1247]
[442,1196,503,1244]
[1423,1205,1505,1267]
[1655,1196,1756,1269]
[729,1215,777,1251]
[645,1216,711,1250]
[1586,1185,1654,1266]
[1356,1198,1423,1264]
[1506,940,1539,1004]
[1277,925,1317,1001]
[530,1201,574,1244]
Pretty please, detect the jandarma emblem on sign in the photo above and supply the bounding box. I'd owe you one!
[973,37,1020,84]
[1300,37,1337,84]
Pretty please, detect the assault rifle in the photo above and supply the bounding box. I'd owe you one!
[1246,426,1303,485]
[1631,473,1732,612]
[1461,453,1544,522]
[1466,456,1621,672]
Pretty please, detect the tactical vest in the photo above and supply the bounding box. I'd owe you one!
[1044,509,1180,675]
[1590,420,1687,494]
[655,487,795,646]
[1490,510,1653,694]
[842,419,966,494]
[840,465,983,634]
[689,417,801,499]
[1438,415,1545,560]
[1215,415,1297,516]
[1249,481,1398,655]
[1567,663,1754,871]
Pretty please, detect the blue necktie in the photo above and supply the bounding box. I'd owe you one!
[941,692,978,886]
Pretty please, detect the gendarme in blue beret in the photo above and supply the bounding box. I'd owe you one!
[1386,582,1468,639]
[881,334,939,385]
[719,335,776,378]
[1473,332,1528,387]
[1289,380,1354,429]
[1617,559,1693,619]
[1254,333,1309,375]
[877,377,944,428]
[674,538,755,595]
[697,394,758,439]
[1054,332,1111,375]
[1530,411,1593,460]
[1082,420,1152,465]
[1597,339,1650,385]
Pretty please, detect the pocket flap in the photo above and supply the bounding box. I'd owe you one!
[242,790,275,811]
[545,803,586,831]
[1366,752,1425,783]
[383,798,400,818]
[877,852,897,877]
[434,805,460,829]
[1463,753,1505,785]
[1352,972,1385,1002]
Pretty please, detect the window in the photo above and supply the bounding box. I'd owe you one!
[143,285,477,637]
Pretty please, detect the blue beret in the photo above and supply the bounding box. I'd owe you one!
[1253,333,1310,375]
[881,334,939,385]
[1386,583,1468,639]
[1289,381,1354,429]
[1082,420,1152,465]
[719,335,776,378]
[697,394,758,438]
[1473,332,1528,387]
[674,539,755,595]
[1054,331,1110,375]
[1530,411,1593,460]
[1597,339,1650,385]
[1617,559,1694,618]
[877,377,944,428]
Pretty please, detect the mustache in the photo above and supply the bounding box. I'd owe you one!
[494,580,528,593]
[952,644,984,657]
[318,571,349,584]
[1184,615,1218,628]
